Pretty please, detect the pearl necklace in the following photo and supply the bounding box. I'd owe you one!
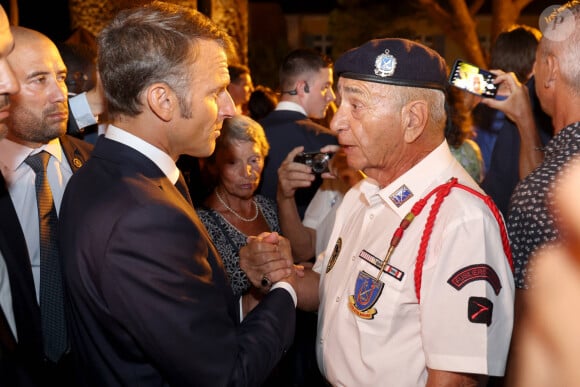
[215,188,259,222]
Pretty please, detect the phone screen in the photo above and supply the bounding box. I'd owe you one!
[448,59,498,98]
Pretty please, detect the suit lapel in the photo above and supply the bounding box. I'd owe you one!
[0,173,43,353]
[59,135,92,172]
[95,137,224,266]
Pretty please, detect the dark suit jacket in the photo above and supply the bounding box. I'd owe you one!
[59,137,296,387]
[258,110,338,219]
[0,134,93,386]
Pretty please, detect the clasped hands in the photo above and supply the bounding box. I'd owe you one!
[239,231,303,291]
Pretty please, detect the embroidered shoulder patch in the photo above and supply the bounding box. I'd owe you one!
[447,264,502,295]
[468,296,493,326]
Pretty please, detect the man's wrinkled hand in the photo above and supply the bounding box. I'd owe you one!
[240,232,294,291]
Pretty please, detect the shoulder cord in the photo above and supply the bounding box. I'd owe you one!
[389,178,513,303]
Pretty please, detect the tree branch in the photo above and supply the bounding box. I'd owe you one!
[417,0,452,24]
[469,0,486,17]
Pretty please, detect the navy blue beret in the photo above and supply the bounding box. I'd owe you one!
[334,38,447,91]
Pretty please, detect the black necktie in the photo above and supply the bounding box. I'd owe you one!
[25,151,67,362]
[175,172,193,206]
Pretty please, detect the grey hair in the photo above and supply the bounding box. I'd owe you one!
[539,1,580,93]
[215,114,270,157]
[98,1,234,120]
[384,85,447,132]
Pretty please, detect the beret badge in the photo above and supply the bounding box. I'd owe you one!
[374,49,397,77]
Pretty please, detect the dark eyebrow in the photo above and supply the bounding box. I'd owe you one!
[26,71,50,81]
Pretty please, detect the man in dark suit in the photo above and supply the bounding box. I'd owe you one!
[59,3,298,386]
[0,26,93,386]
[258,48,338,220]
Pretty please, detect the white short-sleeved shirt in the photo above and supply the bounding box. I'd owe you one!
[303,178,349,258]
[313,141,515,387]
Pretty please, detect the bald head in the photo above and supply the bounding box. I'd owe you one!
[11,25,56,46]
[5,25,69,147]
[0,6,19,139]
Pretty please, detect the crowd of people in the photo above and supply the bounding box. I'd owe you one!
[1,0,580,386]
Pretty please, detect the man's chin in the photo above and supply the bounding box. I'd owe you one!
[42,125,67,141]
[57,125,68,138]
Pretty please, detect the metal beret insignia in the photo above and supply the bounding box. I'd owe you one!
[374,49,397,77]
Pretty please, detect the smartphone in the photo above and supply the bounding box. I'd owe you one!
[448,59,498,98]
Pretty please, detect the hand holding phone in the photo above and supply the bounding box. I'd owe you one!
[449,59,498,98]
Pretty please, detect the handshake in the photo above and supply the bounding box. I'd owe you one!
[239,231,319,313]
[239,231,301,291]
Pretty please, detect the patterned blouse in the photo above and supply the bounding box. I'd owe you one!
[197,194,280,297]
[507,121,580,289]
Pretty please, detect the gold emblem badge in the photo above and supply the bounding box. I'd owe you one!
[326,237,342,273]
[72,157,83,169]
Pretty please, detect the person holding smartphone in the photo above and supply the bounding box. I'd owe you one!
[480,3,580,384]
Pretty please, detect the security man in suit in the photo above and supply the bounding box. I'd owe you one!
[0,26,93,386]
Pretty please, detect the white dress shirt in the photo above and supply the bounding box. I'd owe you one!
[0,138,72,305]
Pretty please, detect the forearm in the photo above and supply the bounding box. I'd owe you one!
[516,113,544,178]
[295,268,320,312]
[277,196,316,262]
[426,368,487,387]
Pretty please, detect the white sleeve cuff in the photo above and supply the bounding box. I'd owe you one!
[271,281,297,307]
[69,92,98,129]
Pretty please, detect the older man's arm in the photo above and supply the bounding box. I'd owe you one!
[426,368,488,387]
[277,146,317,263]
[240,232,320,312]
[480,71,544,178]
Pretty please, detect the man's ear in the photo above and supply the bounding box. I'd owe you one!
[545,54,559,88]
[401,100,428,143]
[147,83,175,122]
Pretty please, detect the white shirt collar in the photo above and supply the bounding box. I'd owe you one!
[360,140,459,218]
[105,125,180,184]
[275,101,307,116]
[0,137,63,172]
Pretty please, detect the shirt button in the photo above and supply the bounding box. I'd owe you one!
[369,214,374,219]
[336,296,340,302]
